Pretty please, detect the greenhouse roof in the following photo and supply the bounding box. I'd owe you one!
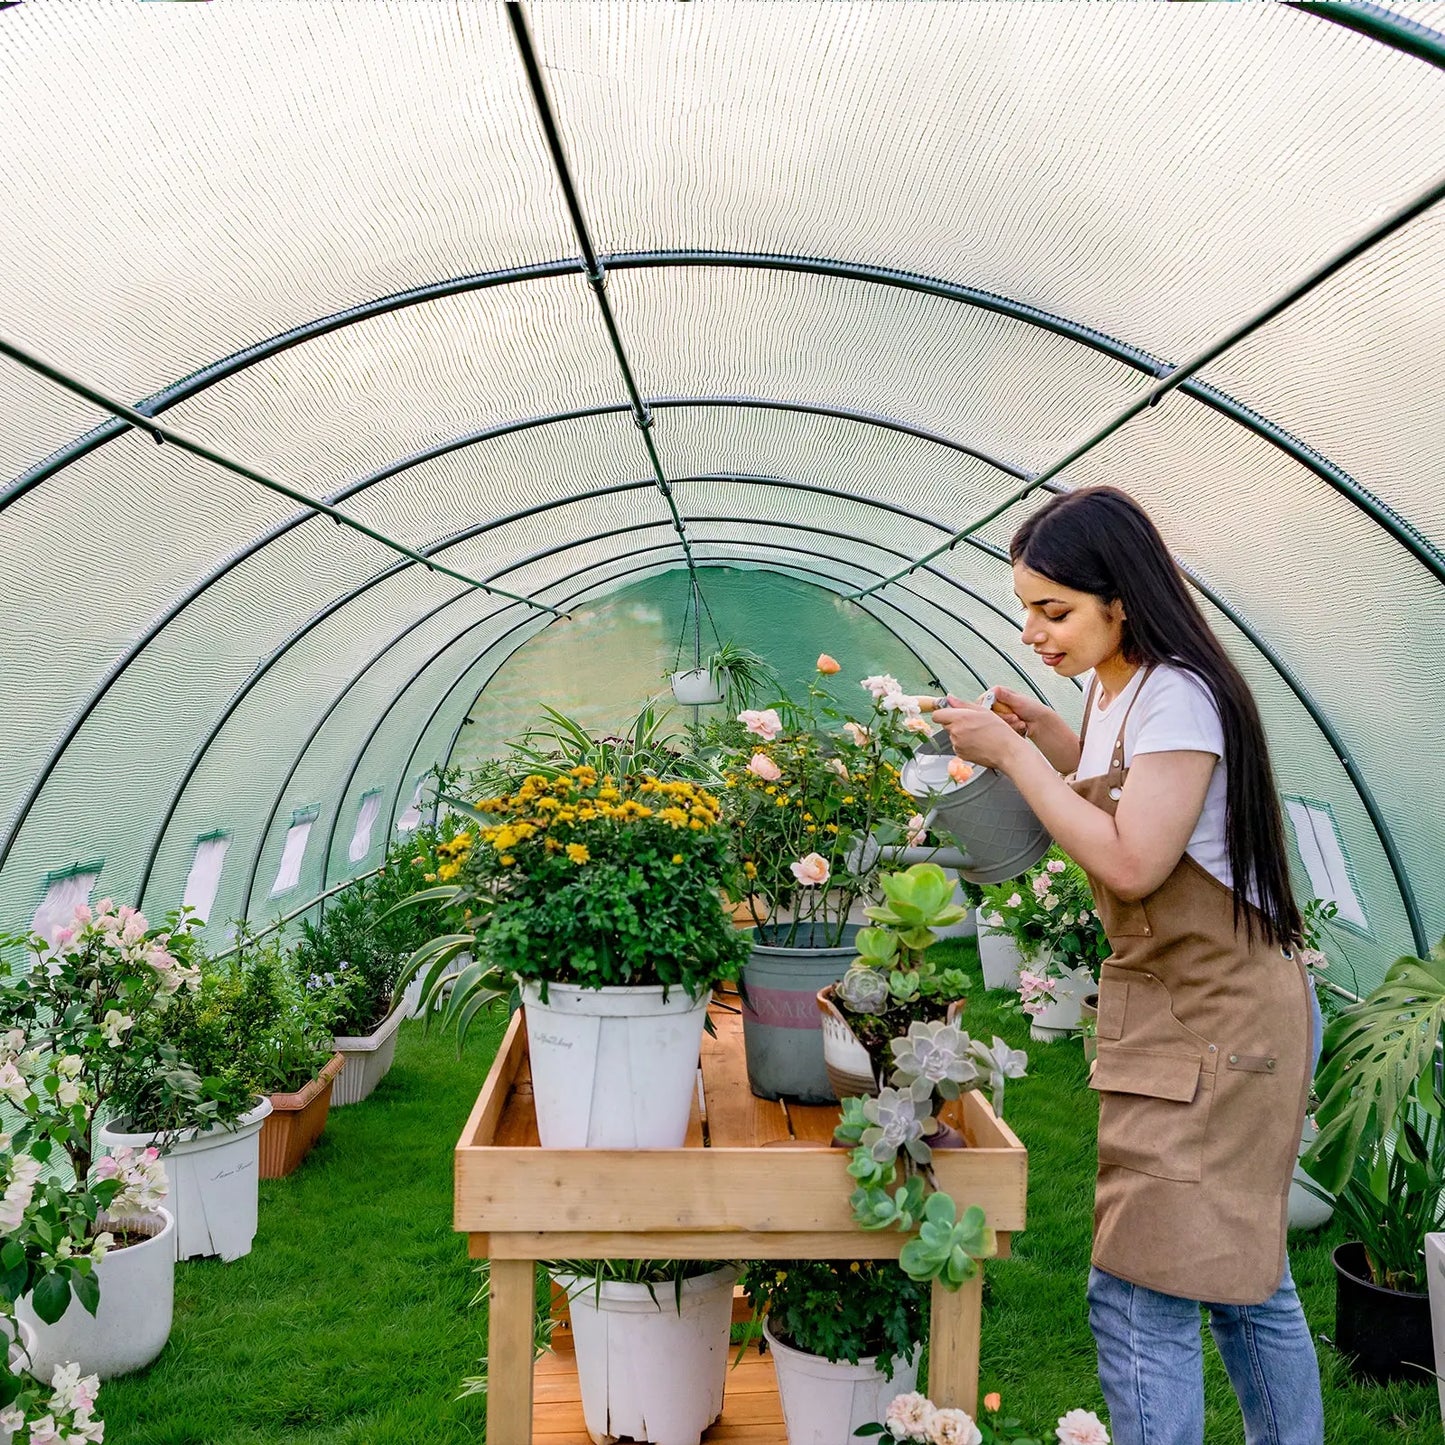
[1,1,1443,986]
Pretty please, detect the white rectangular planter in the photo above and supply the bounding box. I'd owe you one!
[331,1005,405,1106]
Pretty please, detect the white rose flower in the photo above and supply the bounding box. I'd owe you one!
[925,1408,983,1445]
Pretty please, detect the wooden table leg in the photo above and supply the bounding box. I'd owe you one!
[928,1268,984,1415]
[487,1258,537,1445]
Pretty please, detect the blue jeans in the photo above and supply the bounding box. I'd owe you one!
[1085,980,1326,1445]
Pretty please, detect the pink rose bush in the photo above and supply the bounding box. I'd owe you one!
[712,659,925,946]
[864,1391,1109,1445]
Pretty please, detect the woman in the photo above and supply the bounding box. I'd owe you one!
[933,486,1323,1445]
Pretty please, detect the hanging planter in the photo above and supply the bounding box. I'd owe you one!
[670,666,723,706]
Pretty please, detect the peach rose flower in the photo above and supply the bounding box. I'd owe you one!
[816,653,841,674]
[789,853,831,887]
[747,753,782,782]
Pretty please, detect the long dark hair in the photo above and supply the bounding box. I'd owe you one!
[1011,486,1301,948]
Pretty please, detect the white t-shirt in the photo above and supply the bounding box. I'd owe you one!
[1077,664,1232,890]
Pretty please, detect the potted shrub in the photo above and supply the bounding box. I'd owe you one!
[551,1260,739,1445]
[102,936,281,1262]
[709,659,925,1102]
[815,862,976,1098]
[397,765,749,1149]
[980,855,1108,1041]
[294,837,446,1106]
[739,1260,928,1443]
[0,898,187,1379]
[1301,937,1445,1380]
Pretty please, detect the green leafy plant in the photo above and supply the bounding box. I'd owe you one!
[391,766,749,1046]
[1302,938,1445,1194]
[737,1259,927,1376]
[700,640,779,715]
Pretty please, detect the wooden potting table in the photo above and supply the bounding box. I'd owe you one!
[455,996,1028,1445]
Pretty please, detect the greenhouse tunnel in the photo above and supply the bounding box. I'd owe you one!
[2,0,1444,1007]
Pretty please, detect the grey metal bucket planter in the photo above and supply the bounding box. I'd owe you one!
[740,924,861,1103]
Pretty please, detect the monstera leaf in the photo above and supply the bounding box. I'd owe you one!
[1303,939,1445,1195]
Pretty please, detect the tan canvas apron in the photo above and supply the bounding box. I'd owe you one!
[1071,670,1313,1305]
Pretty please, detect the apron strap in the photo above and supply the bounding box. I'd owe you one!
[1107,664,1156,783]
[1078,675,1100,750]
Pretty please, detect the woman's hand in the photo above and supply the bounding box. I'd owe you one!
[931,697,1026,772]
[989,685,1052,739]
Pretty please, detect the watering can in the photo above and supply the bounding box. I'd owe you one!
[899,730,1052,885]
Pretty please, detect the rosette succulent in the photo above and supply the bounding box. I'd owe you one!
[861,1086,934,1164]
[836,964,891,1016]
[889,1019,979,1100]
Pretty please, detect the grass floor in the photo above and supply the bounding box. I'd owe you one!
[97,944,1442,1442]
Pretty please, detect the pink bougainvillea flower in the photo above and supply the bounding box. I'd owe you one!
[947,758,973,785]
[816,653,841,674]
[841,722,870,746]
[906,813,928,847]
[1046,858,1067,874]
[1055,1409,1111,1445]
[1032,872,1051,899]
[747,753,782,782]
[738,708,783,741]
[790,853,831,887]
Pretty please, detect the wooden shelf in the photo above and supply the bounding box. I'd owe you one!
[456,996,1028,1444]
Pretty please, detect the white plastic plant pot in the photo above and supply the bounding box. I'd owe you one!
[764,1321,921,1445]
[1028,968,1088,1042]
[520,982,710,1148]
[1288,1116,1333,1231]
[331,1005,405,1106]
[670,668,723,706]
[97,1099,271,1263]
[977,927,1023,992]
[554,1265,739,1445]
[18,1208,175,1380]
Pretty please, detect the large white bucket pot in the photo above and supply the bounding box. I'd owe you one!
[1425,1233,1445,1428]
[765,1322,921,1445]
[521,982,709,1149]
[332,1006,405,1106]
[978,927,1022,992]
[18,1209,175,1380]
[555,1265,739,1445]
[1029,970,1087,1042]
[98,1099,271,1262]
[1289,1117,1333,1231]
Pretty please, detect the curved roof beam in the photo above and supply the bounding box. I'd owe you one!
[850,161,1445,599]
[128,470,1048,906]
[10,393,1031,886]
[7,255,1438,587]
[284,540,964,912]
[1289,1,1445,71]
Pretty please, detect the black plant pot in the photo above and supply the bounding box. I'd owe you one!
[1332,1241,1434,1383]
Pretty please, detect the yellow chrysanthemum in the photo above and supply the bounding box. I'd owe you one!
[671,853,684,865]
[500,854,516,866]
[566,843,590,865]
[743,861,758,879]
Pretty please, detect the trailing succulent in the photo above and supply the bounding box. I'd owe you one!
[834,1016,1028,1290]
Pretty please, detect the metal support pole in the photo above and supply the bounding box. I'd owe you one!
[0,334,566,620]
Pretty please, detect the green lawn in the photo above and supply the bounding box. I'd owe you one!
[97,945,1441,1442]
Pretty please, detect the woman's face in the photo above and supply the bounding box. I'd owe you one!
[1013,562,1126,677]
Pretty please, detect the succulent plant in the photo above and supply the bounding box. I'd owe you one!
[836,964,892,1015]
[861,1085,934,1163]
[889,1019,980,1100]
[898,1194,997,1288]
[969,1034,1029,1118]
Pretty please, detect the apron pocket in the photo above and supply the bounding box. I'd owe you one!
[1092,1045,1211,1183]
[1096,980,1127,1041]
